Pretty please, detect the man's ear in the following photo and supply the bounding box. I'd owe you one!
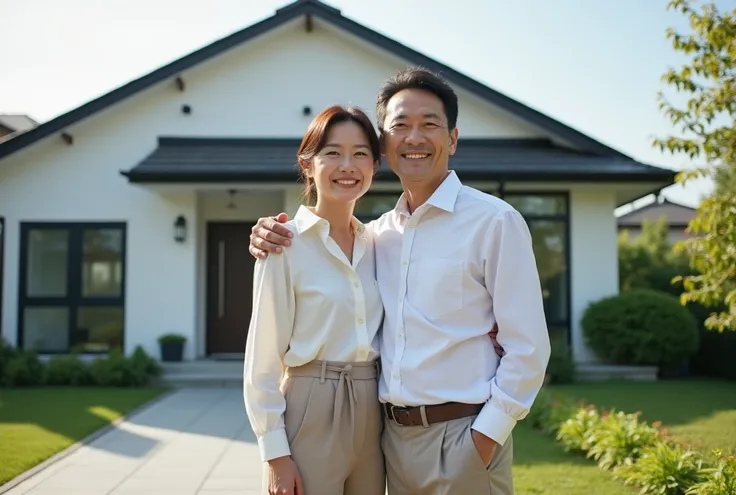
[448,128,459,156]
[379,132,387,156]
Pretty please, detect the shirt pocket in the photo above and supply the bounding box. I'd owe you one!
[409,258,464,319]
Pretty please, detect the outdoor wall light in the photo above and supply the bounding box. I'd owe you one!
[174,215,187,243]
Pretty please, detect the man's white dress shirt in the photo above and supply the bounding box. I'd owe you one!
[243,205,383,462]
[369,171,551,446]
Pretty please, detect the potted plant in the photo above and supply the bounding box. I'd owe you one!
[157,333,186,362]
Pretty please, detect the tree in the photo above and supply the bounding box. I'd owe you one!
[653,0,736,332]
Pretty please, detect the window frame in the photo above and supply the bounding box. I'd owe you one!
[17,222,127,354]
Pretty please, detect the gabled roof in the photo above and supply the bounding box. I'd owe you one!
[617,198,696,227]
[1,0,657,166]
[121,137,674,183]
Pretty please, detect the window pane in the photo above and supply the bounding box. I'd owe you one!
[82,228,123,297]
[26,229,68,297]
[75,307,124,352]
[529,220,568,322]
[505,194,567,215]
[23,307,69,352]
[355,194,401,219]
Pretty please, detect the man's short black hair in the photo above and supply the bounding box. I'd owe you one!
[375,66,459,135]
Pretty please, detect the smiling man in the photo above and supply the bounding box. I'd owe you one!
[248,67,551,495]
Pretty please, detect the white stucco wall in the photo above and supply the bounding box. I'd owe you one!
[0,13,620,361]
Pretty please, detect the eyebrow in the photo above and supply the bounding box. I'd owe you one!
[393,112,442,120]
[324,143,370,148]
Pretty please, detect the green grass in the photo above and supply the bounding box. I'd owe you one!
[0,387,167,485]
[512,425,630,495]
[551,379,736,458]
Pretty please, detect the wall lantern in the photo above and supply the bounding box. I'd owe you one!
[174,215,187,243]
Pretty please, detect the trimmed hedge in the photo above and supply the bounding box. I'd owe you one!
[0,338,162,388]
[581,289,700,366]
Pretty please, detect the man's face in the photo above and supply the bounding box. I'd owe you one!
[381,89,458,186]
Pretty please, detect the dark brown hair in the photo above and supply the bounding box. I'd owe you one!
[297,105,381,201]
[375,66,459,136]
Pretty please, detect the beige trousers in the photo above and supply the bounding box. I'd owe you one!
[271,360,385,495]
[382,412,514,495]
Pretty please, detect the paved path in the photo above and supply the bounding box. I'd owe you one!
[5,388,266,495]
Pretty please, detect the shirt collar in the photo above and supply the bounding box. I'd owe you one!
[394,170,462,217]
[293,205,366,236]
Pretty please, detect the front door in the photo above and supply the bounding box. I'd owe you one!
[206,222,256,356]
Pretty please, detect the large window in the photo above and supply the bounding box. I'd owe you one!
[18,223,126,353]
[354,191,570,344]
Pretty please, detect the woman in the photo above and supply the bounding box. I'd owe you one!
[244,105,385,495]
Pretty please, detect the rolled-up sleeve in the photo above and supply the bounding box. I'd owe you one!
[472,209,551,445]
[243,249,296,462]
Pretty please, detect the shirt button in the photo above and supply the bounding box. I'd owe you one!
[358,318,364,324]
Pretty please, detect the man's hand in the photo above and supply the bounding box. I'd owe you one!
[266,456,304,495]
[488,323,505,358]
[470,429,497,468]
[249,213,293,259]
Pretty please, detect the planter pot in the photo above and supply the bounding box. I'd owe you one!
[160,342,184,362]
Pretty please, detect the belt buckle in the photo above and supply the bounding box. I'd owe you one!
[389,405,407,426]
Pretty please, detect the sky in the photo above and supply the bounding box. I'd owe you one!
[2,0,732,211]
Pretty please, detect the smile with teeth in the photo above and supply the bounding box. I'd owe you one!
[403,153,430,159]
[333,178,360,186]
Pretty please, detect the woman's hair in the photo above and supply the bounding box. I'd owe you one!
[297,105,381,202]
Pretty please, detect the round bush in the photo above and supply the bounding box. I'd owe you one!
[581,289,699,366]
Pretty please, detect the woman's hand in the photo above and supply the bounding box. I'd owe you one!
[267,456,304,495]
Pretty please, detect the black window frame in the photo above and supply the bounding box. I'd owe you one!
[356,190,572,346]
[17,221,127,354]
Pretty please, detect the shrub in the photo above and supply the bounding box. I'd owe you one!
[582,289,700,366]
[615,440,704,495]
[686,450,736,495]
[46,354,91,386]
[557,406,602,453]
[89,349,153,387]
[2,350,46,387]
[586,410,661,470]
[546,336,576,384]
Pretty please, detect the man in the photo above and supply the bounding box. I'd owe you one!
[248,67,551,494]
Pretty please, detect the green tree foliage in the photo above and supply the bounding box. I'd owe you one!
[653,0,736,331]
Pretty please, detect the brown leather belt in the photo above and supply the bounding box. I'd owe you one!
[383,401,484,427]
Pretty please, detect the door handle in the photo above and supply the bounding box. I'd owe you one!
[218,240,225,318]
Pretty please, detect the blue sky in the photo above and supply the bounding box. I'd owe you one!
[2,0,728,209]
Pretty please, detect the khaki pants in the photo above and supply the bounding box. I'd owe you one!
[382,412,514,495]
[270,360,385,495]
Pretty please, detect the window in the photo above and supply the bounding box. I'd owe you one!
[356,191,571,344]
[505,193,570,344]
[18,223,126,353]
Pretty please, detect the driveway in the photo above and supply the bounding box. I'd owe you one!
[4,388,264,494]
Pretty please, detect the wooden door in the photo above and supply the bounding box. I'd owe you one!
[206,222,256,356]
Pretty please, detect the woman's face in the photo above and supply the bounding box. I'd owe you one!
[305,121,376,205]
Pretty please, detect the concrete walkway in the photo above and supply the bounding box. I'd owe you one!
[5,388,266,495]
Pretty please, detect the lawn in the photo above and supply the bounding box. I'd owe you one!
[551,379,736,458]
[0,387,167,485]
[512,425,629,495]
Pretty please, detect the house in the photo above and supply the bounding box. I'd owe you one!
[0,0,675,365]
[617,197,696,244]
[0,114,38,140]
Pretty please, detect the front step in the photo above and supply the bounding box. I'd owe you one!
[575,364,658,382]
[157,359,243,388]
